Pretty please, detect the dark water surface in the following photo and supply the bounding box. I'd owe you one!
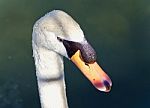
[0,0,150,108]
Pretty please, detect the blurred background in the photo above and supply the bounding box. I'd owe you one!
[0,0,150,108]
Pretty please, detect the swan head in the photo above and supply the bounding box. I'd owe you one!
[32,10,112,92]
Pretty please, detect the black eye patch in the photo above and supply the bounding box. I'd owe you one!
[57,37,96,63]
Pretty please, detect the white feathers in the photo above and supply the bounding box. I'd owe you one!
[32,10,85,108]
[33,10,84,44]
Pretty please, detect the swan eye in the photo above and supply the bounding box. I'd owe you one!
[57,37,63,42]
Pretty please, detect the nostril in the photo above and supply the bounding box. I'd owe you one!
[103,80,111,91]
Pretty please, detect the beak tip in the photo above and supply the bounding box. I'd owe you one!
[103,80,112,92]
[94,80,112,92]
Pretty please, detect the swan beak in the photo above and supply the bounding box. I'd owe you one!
[71,50,112,92]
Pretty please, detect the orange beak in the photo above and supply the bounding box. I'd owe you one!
[71,50,112,92]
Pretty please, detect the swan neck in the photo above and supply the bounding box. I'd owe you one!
[33,45,68,108]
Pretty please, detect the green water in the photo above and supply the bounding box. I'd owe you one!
[0,0,150,108]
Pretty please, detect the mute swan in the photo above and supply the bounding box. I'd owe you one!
[32,10,112,108]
